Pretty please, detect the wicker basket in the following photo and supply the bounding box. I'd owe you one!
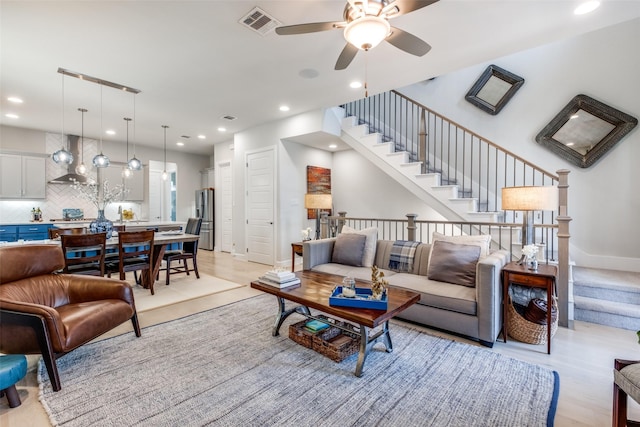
[312,322,361,363]
[288,316,331,348]
[507,296,558,345]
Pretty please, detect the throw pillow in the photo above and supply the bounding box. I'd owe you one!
[427,240,481,287]
[331,233,367,267]
[431,231,491,258]
[341,225,378,267]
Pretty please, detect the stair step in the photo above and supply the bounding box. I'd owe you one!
[573,266,640,304]
[574,295,640,331]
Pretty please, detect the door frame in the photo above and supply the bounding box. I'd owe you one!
[244,146,277,265]
[217,160,233,253]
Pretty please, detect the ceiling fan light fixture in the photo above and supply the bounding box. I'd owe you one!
[344,16,390,50]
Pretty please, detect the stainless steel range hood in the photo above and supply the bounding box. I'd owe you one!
[49,135,91,184]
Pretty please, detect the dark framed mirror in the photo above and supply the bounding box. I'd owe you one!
[535,94,637,168]
[465,64,524,115]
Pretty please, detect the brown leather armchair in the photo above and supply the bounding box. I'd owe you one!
[0,245,141,391]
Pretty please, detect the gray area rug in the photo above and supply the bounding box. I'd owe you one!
[39,295,559,427]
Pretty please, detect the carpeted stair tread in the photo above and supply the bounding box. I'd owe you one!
[573,266,640,291]
[574,295,640,331]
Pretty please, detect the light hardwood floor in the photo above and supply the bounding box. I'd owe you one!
[1,250,639,426]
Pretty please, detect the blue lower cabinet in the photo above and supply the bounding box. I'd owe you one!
[0,225,18,242]
[18,224,53,241]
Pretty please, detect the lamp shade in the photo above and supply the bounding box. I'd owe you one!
[501,186,558,211]
[304,193,332,210]
[343,16,390,50]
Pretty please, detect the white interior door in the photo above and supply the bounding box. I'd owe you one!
[246,148,275,265]
[219,162,233,253]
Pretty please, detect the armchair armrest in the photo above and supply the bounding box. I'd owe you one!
[475,250,510,343]
[302,238,336,270]
[66,275,135,306]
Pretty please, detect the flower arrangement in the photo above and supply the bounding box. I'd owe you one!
[301,227,312,241]
[522,244,539,259]
[370,265,388,300]
[71,180,127,211]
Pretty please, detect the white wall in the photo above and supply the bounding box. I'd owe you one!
[398,18,640,271]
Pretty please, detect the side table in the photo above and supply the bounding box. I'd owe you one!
[502,261,558,354]
[291,242,303,272]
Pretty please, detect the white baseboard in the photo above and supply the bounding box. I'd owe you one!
[570,244,640,272]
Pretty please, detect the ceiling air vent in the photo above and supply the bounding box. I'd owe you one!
[222,115,237,121]
[239,7,281,36]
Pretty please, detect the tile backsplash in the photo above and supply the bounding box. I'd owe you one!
[0,133,142,224]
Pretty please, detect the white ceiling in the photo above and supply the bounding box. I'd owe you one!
[2,1,639,155]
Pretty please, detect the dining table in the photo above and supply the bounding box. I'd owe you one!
[1,231,200,295]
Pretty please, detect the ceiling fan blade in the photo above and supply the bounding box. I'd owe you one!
[382,0,439,18]
[335,43,359,70]
[386,27,431,56]
[275,21,344,35]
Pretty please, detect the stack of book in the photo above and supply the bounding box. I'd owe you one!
[304,319,330,333]
[258,270,301,288]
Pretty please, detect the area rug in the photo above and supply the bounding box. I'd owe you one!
[39,295,560,427]
[129,273,244,312]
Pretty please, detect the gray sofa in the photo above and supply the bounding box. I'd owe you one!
[303,238,509,347]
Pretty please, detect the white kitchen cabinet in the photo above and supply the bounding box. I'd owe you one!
[0,154,46,199]
[200,167,215,189]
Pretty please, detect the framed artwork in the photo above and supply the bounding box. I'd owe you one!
[465,64,525,115]
[306,165,331,219]
[535,94,638,168]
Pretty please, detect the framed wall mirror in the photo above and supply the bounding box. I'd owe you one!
[535,94,638,168]
[465,65,524,115]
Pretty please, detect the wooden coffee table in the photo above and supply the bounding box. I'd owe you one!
[251,270,420,377]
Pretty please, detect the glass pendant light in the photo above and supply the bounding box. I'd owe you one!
[122,117,132,178]
[75,108,88,175]
[127,93,142,171]
[92,83,110,168]
[53,73,74,164]
[161,125,168,181]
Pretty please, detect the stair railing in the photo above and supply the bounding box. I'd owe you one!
[341,90,559,221]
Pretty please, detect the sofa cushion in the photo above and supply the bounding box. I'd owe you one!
[341,226,378,267]
[331,233,366,267]
[311,264,397,282]
[427,240,481,287]
[389,273,477,315]
[431,232,491,258]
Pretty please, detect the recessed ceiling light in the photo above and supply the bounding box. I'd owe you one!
[7,97,23,103]
[217,127,227,132]
[176,142,184,146]
[350,81,362,89]
[5,113,19,119]
[329,144,338,149]
[566,142,575,146]
[574,1,600,15]
[106,130,116,135]
[279,105,290,112]
[197,134,206,139]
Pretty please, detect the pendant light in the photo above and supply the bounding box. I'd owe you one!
[52,73,73,164]
[161,125,168,181]
[75,108,88,175]
[127,93,142,171]
[122,117,132,178]
[92,83,110,168]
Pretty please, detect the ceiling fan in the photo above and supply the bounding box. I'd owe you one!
[275,0,439,70]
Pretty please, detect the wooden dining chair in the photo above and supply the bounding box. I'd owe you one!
[106,230,155,294]
[48,227,86,239]
[60,232,107,276]
[161,218,202,285]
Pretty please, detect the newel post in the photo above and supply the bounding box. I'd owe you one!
[556,169,572,328]
[406,214,418,241]
[337,211,347,235]
[419,109,427,174]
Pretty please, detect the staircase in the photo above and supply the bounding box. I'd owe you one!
[573,266,640,331]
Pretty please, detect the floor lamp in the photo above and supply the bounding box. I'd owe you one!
[502,185,558,248]
[305,193,332,240]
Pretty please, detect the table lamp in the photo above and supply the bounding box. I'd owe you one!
[305,193,332,240]
[501,186,558,247]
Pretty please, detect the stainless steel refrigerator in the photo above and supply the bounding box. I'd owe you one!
[195,189,214,250]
